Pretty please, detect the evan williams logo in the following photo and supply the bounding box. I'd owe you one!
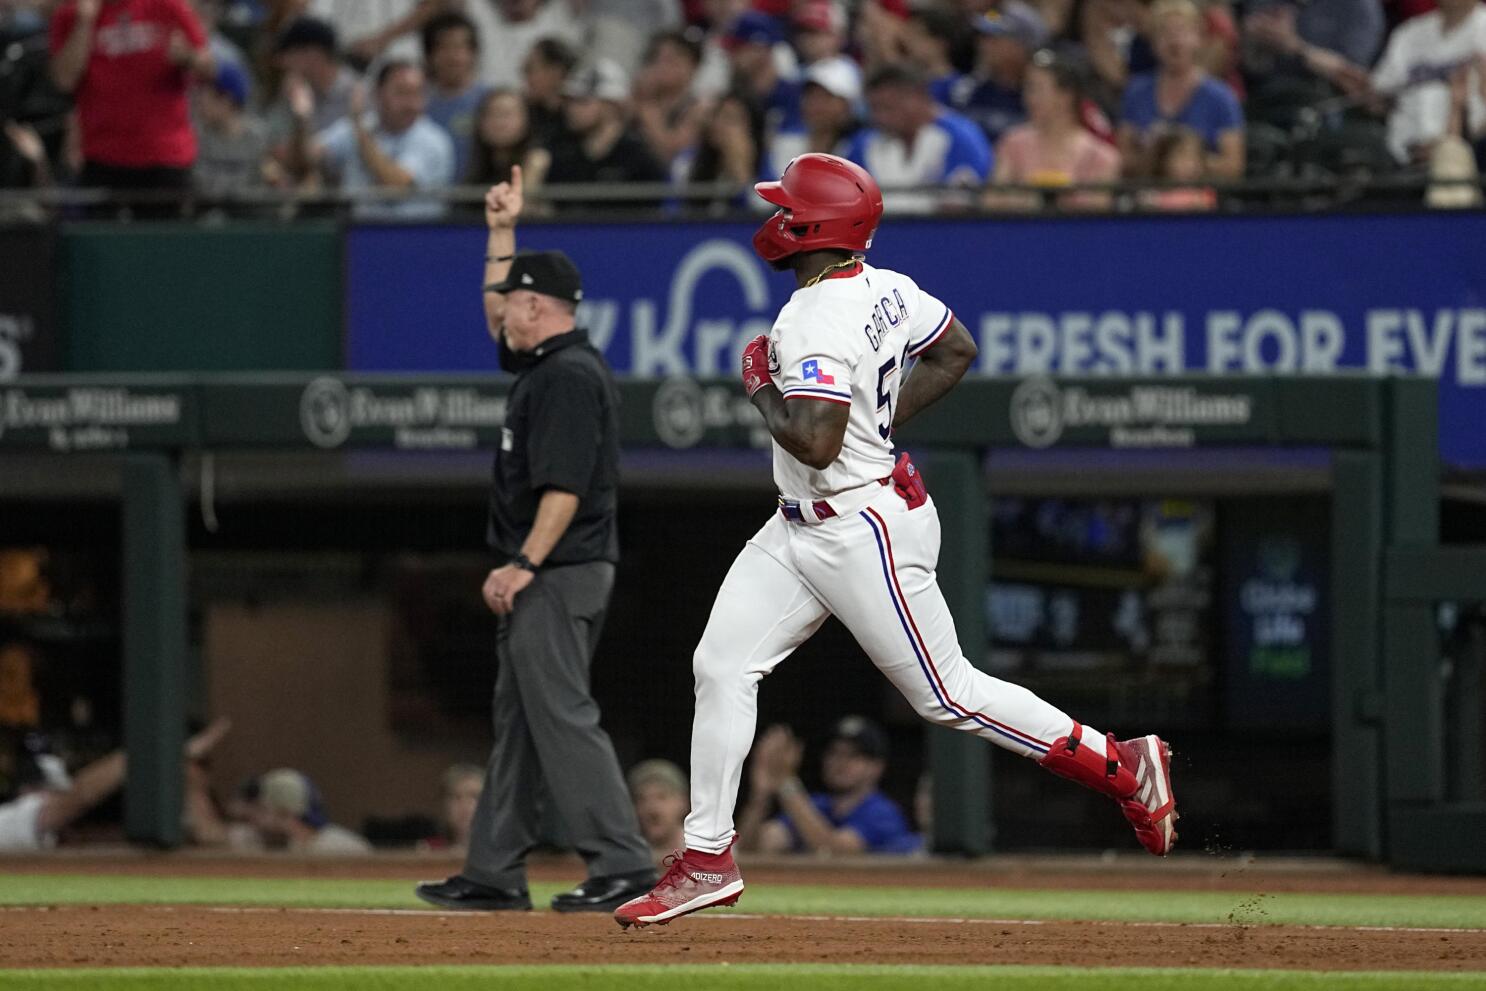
[299,377,505,450]
[1010,377,1253,449]
[650,377,767,450]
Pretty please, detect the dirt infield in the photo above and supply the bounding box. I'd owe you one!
[2,904,1485,972]
[4,855,1485,973]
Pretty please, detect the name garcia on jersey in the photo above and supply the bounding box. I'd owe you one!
[864,288,911,353]
[768,264,953,499]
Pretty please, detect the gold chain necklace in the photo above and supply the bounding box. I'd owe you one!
[803,258,860,288]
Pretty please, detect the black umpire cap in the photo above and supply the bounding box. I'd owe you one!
[485,250,584,304]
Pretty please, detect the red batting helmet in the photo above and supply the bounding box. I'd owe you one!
[751,153,884,264]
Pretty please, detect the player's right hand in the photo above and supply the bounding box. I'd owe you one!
[485,165,524,231]
[891,452,927,510]
[741,334,773,398]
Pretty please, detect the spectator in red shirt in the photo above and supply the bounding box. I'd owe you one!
[49,0,216,211]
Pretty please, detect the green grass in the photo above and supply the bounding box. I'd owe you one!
[0,874,1484,930]
[1,965,1484,991]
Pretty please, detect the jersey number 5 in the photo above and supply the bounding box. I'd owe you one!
[875,356,896,440]
[875,343,913,440]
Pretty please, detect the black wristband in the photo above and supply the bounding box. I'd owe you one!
[487,253,514,262]
[511,552,537,572]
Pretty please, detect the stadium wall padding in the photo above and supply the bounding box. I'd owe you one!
[60,222,342,373]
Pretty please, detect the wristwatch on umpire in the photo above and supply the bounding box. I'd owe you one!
[510,553,538,572]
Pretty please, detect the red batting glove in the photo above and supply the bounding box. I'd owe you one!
[742,334,774,398]
[891,452,927,510]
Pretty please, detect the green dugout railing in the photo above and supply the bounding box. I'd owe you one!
[0,372,1476,869]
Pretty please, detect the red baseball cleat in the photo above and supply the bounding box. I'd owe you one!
[613,848,744,928]
[1113,734,1178,856]
[1038,724,1178,856]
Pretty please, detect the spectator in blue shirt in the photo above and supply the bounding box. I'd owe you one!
[422,11,488,182]
[849,63,993,213]
[738,716,921,856]
[764,56,863,181]
[1117,0,1244,179]
[294,60,456,220]
[948,2,1048,146]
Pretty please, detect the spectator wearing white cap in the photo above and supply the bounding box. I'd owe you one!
[765,56,862,179]
[546,59,667,204]
[948,1,1048,146]
[255,768,372,854]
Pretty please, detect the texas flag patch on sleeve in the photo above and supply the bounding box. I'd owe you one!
[802,359,836,385]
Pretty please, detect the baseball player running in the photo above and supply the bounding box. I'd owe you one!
[615,153,1177,929]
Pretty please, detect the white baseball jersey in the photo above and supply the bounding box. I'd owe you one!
[769,263,954,500]
[678,259,1108,858]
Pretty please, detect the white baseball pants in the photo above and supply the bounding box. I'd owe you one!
[683,485,1106,854]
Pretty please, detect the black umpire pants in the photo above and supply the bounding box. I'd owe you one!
[463,560,652,888]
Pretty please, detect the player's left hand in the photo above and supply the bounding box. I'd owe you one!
[741,334,773,398]
[483,565,534,615]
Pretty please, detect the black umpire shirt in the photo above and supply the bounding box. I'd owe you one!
[487,328,621,566]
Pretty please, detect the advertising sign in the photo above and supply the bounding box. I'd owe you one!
[1220,498,1331,730]
[345,214,1486,465]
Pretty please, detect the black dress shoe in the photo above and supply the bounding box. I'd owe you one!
[550,868,659,913]
[414,875,532,911]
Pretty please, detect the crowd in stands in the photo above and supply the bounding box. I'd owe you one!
[0,0,1483,212]
[0,703,928,858]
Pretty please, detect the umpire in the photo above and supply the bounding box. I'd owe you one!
[416,166,656,913]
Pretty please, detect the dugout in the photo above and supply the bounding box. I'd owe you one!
[0,372,1482,871]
